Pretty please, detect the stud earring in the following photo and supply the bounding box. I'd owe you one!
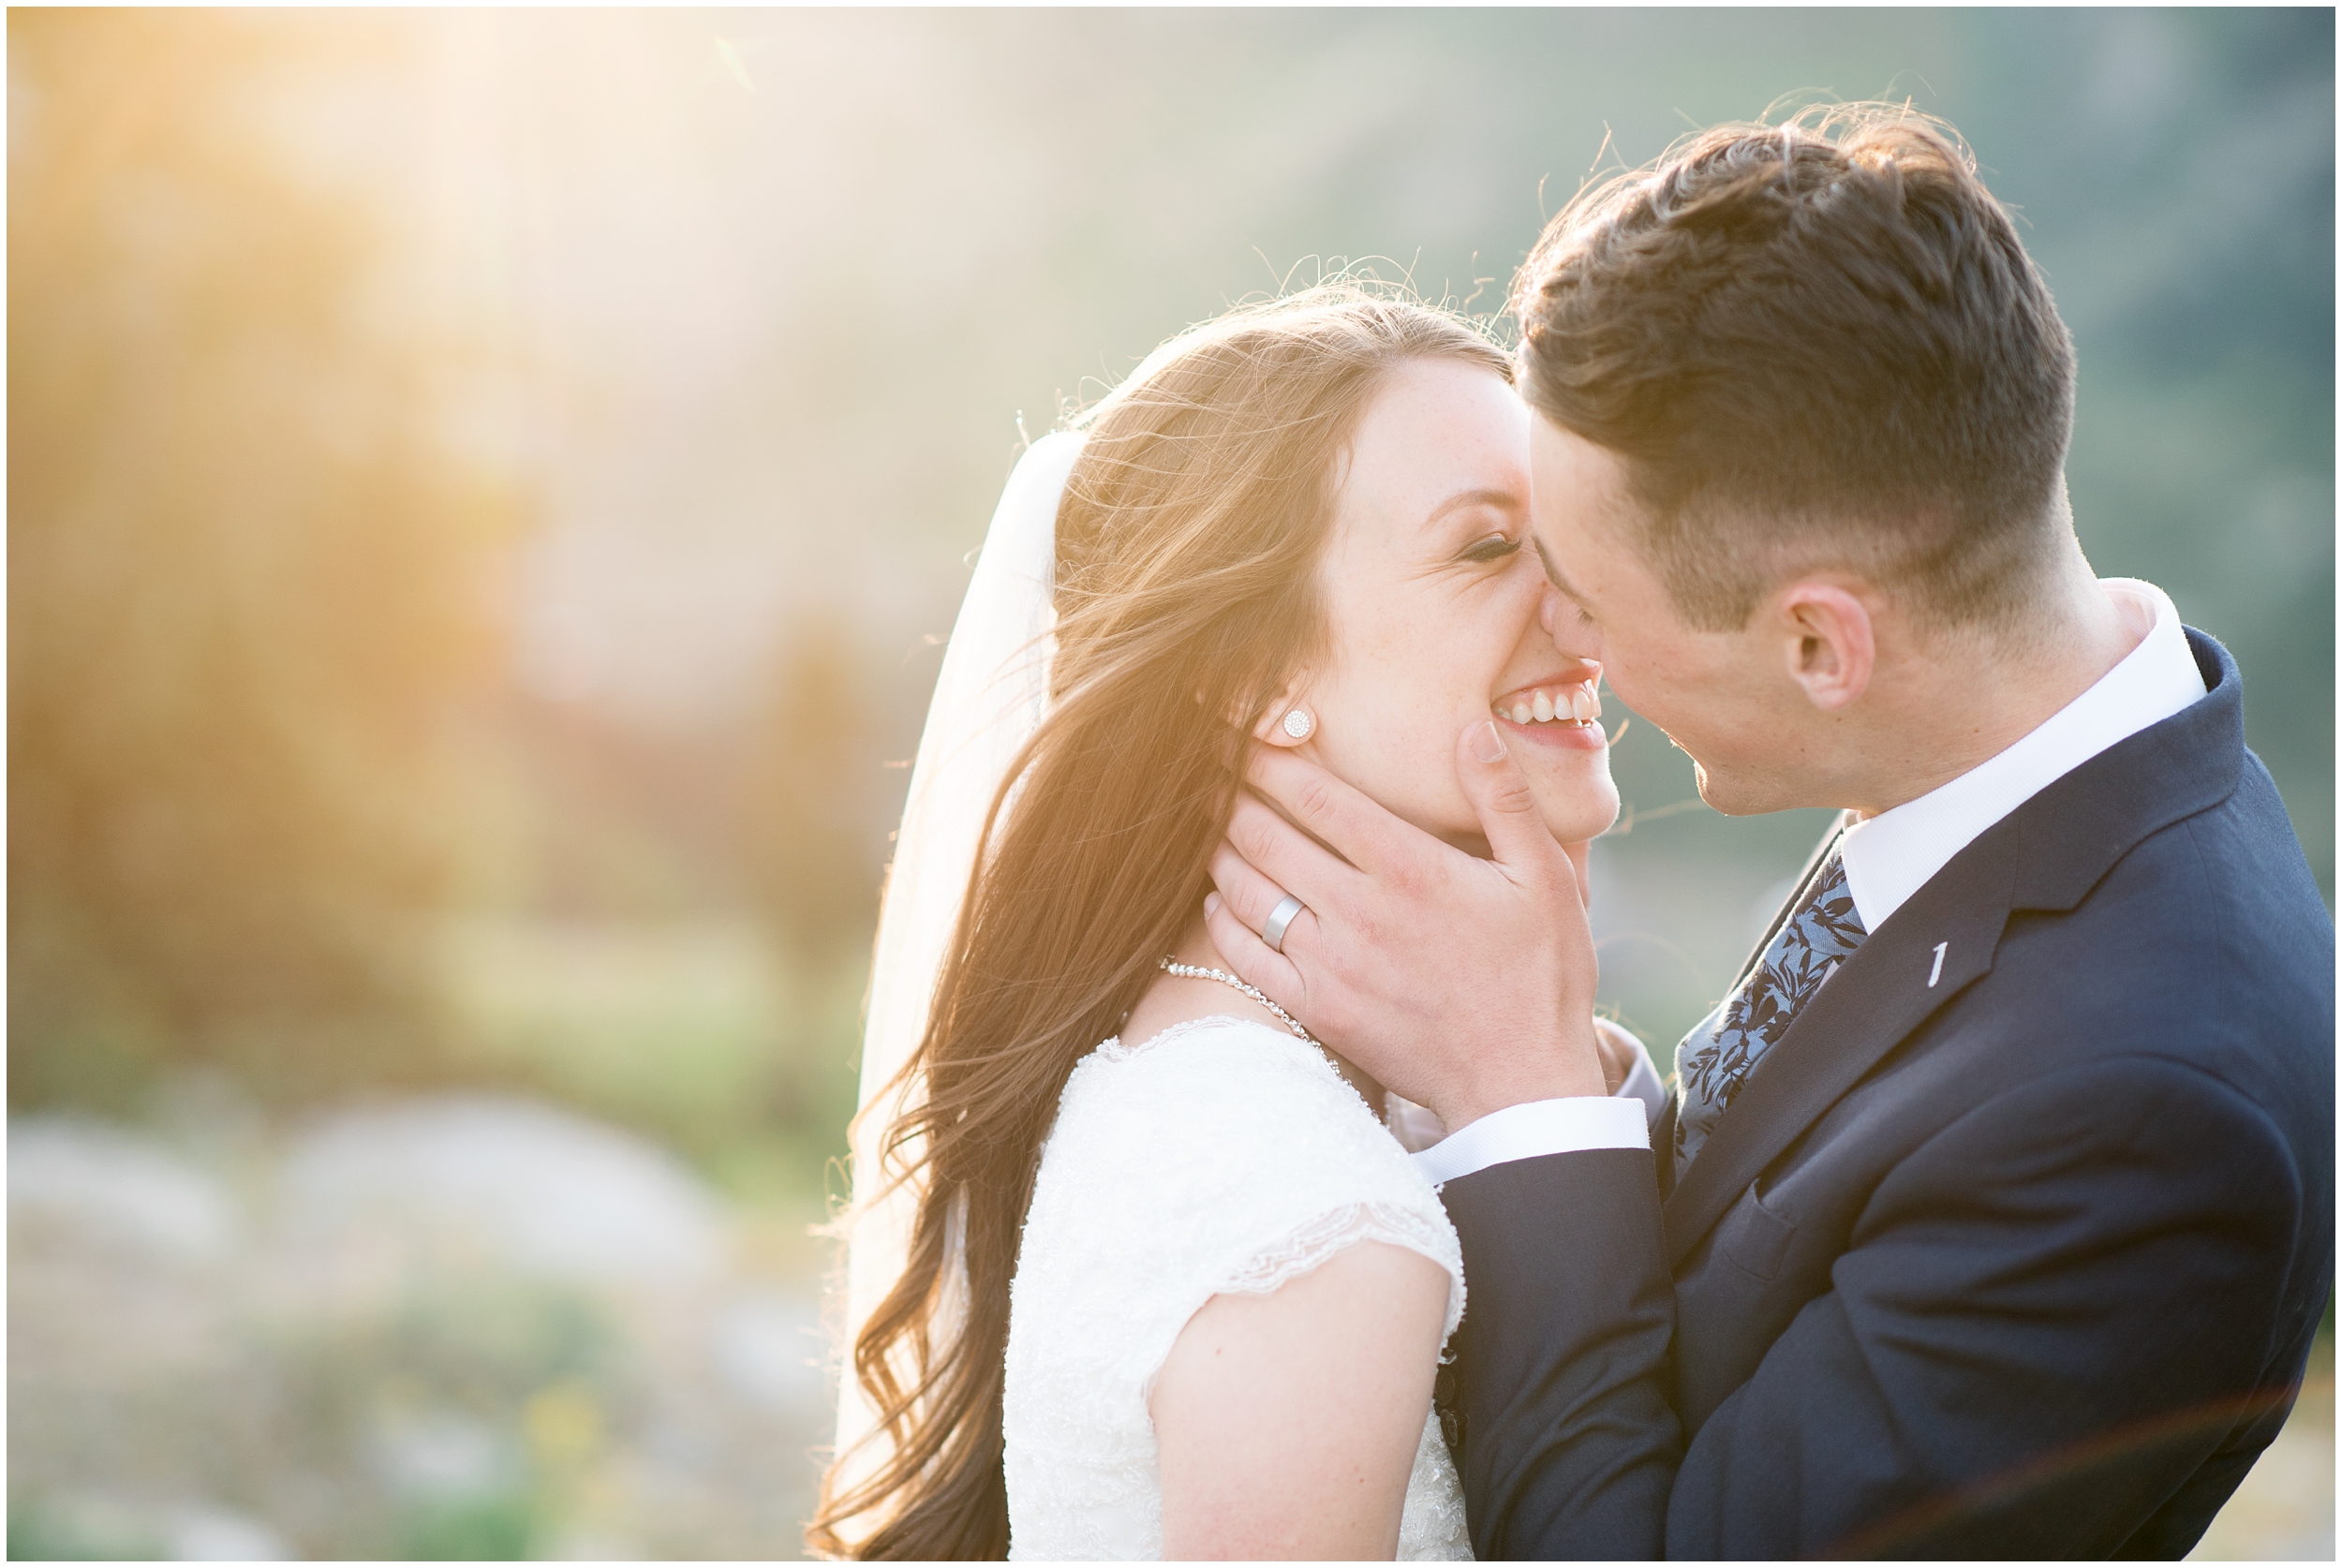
[1282,708,1314,741]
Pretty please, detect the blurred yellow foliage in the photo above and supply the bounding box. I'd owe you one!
[8,12,527,1107]
[523,1379,604,1468]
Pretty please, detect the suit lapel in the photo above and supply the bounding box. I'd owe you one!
[1657,626,2248,1270]
[1661,837,2017,1266]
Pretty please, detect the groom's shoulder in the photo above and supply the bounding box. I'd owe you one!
[2052,741,2328,990]
[1972,741,2330,1126]
[1991,637,2328,1003]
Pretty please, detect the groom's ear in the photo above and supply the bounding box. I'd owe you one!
[1776,583,1875,710]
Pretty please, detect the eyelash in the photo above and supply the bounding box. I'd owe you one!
[1461,534,1520,564]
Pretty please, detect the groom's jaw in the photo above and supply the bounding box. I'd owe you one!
[1492,678,1601,729]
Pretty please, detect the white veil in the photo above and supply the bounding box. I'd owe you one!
[829,430,1084,1522]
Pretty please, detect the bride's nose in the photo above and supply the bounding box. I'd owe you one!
[1537,584,1564,639]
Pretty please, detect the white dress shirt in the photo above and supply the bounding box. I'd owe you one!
[1413,578,2209,1188]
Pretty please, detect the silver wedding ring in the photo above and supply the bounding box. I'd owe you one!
[1262,895,1307,954]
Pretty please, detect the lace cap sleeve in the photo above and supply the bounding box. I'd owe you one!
[1015,1017,1465,1404]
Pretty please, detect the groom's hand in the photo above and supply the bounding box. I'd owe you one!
[1205,717,1606,1130]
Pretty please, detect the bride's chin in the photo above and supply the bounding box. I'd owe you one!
[1524,778,1621,846]
[1428,762,1618,854]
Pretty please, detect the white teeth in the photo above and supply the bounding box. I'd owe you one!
[1494,683,1600,725]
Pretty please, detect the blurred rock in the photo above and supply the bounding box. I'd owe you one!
[163,1503,291,1561]
[276,1094,726,1286]
[9,1116,239,1265]
[367,1409,519,1500]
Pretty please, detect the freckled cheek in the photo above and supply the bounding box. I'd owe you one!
[1314,669,1455,805]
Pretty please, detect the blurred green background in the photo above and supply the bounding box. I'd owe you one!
[9,8,2331,1561]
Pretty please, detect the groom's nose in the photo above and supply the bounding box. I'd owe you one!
[1540,584,1604,662]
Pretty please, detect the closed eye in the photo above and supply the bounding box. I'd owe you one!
[1460,533,1520,565]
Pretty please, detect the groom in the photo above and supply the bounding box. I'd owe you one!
[1206,110,2334,1558]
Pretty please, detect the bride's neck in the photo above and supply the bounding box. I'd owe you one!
[1122,917,1386,1117]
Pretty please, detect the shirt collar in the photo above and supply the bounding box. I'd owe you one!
[1836,579,2207,934]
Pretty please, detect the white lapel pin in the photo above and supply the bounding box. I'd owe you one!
[1928,941,1949,987]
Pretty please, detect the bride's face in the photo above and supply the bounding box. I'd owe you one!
[1287,358,1620,851]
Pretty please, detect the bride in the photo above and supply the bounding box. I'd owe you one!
[811,285,1623,1560]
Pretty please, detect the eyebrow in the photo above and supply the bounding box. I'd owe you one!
[1531,534,1579,598]
[1426,486,1525,528]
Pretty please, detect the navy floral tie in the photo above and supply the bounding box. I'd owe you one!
[1673,841,1867,1178]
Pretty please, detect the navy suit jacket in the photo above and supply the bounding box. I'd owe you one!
[1438,629,2335,1559]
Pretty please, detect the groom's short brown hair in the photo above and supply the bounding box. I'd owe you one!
[1512,105,2076,633]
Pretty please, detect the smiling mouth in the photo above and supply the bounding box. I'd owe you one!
[1492,678,1602,729]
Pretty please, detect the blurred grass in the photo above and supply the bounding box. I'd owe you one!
[434,919,863,1213]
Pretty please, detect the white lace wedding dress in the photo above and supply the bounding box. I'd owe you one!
[1001,1015,1474,1561]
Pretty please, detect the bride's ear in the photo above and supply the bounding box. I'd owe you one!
[1253,679,1318,748]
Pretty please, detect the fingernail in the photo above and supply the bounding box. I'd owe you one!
[1472,718,1508,764]
[1203,892,1223,917]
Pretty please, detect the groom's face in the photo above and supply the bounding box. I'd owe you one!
[1525,415,1811,815]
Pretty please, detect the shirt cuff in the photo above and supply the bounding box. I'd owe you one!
[1412,1094,1650,1188]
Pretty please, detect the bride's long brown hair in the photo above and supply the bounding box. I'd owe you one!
[808,286,1509,1560]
